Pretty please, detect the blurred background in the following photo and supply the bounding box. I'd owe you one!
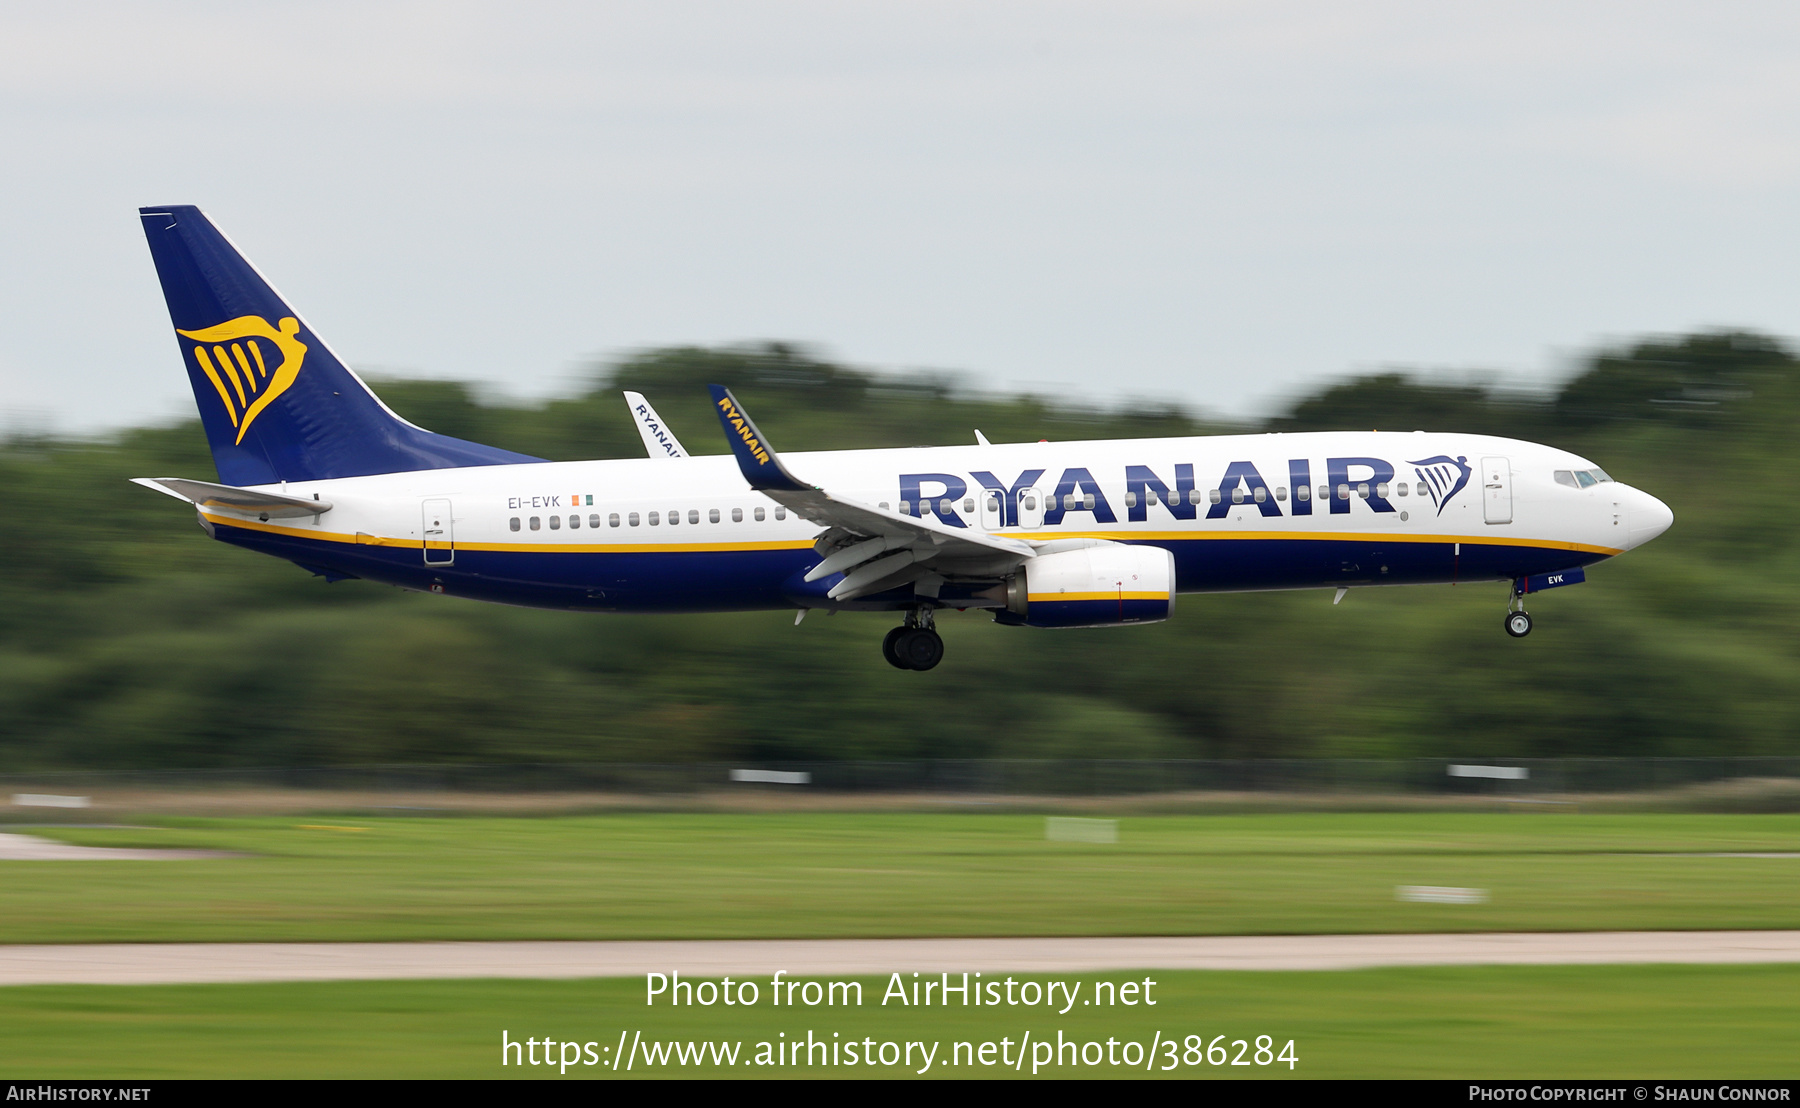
[2,332,1796,774]
[1,3,1797,778]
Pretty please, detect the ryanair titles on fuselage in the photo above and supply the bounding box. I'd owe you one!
[892,453,1473,527]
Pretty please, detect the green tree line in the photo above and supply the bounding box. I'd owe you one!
[2,333,1796,770]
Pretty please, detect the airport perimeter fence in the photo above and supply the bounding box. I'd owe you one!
[4,756,1800,802]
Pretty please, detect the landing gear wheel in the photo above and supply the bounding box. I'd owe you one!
[881,626,911,670]
[1504,611,1533,638]
[895,628,944,671]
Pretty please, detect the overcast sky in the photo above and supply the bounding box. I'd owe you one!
[3,1,1798,433]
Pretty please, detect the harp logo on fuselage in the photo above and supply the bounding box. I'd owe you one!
[175,315,307,445]
[1408,455,1473,516]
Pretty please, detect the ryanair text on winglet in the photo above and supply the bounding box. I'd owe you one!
[717,396,772,466]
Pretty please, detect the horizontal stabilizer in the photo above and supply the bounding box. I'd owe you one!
[132,477,332,518]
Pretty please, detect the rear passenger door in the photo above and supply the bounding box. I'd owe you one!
[422,498,454,564]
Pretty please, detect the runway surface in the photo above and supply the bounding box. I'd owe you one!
[0,832,232,861]
[4,932,1800,985]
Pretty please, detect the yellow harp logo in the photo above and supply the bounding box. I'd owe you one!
[176,316,307,444]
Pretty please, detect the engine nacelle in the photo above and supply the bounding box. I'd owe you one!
[995,544,1176,628]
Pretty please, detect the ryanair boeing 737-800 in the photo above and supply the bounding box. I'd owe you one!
[132,206,1673,671]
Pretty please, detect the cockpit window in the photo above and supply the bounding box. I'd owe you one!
[1557,467,1615,489]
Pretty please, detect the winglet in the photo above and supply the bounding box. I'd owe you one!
[623,391,688,459]
[708,385,812,492]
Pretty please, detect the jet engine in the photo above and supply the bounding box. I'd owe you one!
[995,544,1176,628]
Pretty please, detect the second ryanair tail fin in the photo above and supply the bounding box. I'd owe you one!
[138,206,543,485]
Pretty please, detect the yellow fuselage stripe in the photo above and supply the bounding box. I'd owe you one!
[200,512,1621,558]
[1021,529,1622,557]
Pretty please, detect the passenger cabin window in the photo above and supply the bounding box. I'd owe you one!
[1337,484,1350,500]
[529,516,541,530]
[1188,489,1202,505]
[1396,483,1407,496]
[1357,483,1370,499]
[1124,492,1139,508]
[648,511,659,526]
[1297,486,1311,502]
[589,514,601,528]
[1230,488,1244,504]
[1318,485,1330,501]
[549,515,561,529]
[608,513,620,527]
[1416,481,1427,496]
[688,509,700,524]
[1021,495,1037,510]
[628,512,640,526]
[509,517,521,531]
[963,498,975,513]
[732,508,743,522]
[754,507,766,521]
[1276,486,1288,501]
[1208,489,1222,505]
[708,509,719,523]
[1253,487,1267,503]
[775,507,786,520]
[568,514,580,529]
[1083,494,1096,510]
[668,508,679,525]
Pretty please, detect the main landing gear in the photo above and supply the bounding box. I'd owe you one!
[882,608,944,671]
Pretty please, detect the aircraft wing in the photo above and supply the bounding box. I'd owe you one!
[132,477,332,518]
[623,391,688,459]
[707,385,1033,600]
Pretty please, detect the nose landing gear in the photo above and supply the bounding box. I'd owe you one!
[881,608,944,670]
[1504,582,1533,638]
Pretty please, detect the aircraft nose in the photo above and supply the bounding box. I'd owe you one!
[1625,486,1674,550]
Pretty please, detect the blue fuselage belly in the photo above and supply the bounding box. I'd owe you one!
[214,523,1602,613]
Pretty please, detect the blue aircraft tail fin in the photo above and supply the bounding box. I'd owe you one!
[138,205,543,485]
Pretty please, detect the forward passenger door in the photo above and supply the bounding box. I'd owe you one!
[1482,457,1513,525]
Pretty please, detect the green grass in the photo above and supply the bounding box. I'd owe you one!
[6,812,1800,943]
[2,966,1796,1078]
